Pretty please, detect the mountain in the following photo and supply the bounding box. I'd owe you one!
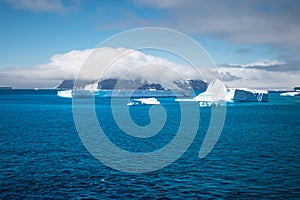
[56,79,207,92]
[173,80,207,92]
[56,80,74,90]
[98,79,164,90]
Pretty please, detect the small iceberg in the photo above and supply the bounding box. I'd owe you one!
[199,101,220,107]
[280,92,300,96]
[127,98,160,106]
[57,90,72,98]
[57,89,99,98]
[57,83,99,98]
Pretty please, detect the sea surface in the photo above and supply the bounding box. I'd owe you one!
[0,90,299,199]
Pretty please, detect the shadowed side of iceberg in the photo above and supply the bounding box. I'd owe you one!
[233,89,268,102]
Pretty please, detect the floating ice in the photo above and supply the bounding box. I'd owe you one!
[82,82,99,92]
[127,98,160,106]
[280,92,300,96]
[57,90,72,98]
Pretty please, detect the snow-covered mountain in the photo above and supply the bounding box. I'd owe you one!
[56,78,208,92]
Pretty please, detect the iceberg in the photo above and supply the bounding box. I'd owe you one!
[127,98,160,106]
[233,88,268,102]
[57,89,98,98]
[82,82,99,92]
[57,82,100,98]
[176,79,268,103]
[280,92,300,96]
[57,90,72,98]
[193,79,235,102]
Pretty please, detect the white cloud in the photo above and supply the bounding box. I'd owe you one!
[218,64,300,90]
[0,49,91,88]
[132,0,300,69]
[132,0,184,9]
[2,0,80,13]
[229,59,285,68]
[0,47,207,88]
[134,0,300,46]
[0,47,298,89]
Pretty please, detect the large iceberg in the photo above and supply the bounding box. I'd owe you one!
[192,79,268,102]
[233,88,268,102]
[193,79,234,102]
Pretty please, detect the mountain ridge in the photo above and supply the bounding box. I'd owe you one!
[56,78,208,92]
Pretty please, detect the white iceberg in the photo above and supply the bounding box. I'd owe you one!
[57,90,72,98]
[176,79,268,103]
[57,89,99,98]
[82,82,99,92]
[57,82,100,98]
[193,79,235,102]
[127,98,160,106]
[280,92,300,96]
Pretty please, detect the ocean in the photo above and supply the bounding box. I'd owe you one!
[0,90,299,199]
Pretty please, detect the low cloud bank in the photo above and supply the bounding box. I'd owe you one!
[0,47,299,89]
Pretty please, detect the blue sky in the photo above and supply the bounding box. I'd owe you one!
[0,0,299,89]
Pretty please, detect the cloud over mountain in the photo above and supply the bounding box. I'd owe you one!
[0,47,299,89]
[0,47,208,88]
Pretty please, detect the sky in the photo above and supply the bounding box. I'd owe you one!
[0,0,299,89]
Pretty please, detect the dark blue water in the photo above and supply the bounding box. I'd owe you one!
[0,90,299,199]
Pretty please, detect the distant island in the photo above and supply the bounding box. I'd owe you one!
[294,87,300,91]
[56,79,208,93]
[0,86,13,90]
[56,78,269,102]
